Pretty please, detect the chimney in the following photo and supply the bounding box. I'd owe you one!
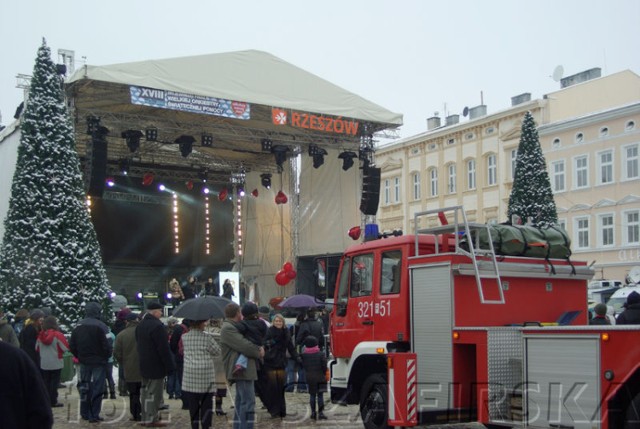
[426,116,441,130]
[445,114,459,126]
[468,105,487,120]
[560,68,601,88]
[511,93,531,106]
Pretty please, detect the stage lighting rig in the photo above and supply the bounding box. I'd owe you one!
[122,130,143,153]
[201,133,213,147]
[261,138,273,152]
[271,145,289,173]
[308,144,327,169]
[260,173,272,189]
[338,151,358,171]
[145,127,158,141]
[176,135,196,158]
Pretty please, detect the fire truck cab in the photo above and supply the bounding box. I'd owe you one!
[329,206,640,429]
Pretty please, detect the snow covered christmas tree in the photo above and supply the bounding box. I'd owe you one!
[0,40,110,330]
[507,111,558,227]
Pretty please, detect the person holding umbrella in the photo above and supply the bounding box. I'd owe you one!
[181,319,221,429]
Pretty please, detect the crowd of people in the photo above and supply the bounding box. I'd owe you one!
[0,297,329,429]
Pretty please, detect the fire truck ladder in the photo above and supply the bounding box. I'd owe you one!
[414,206,505,304]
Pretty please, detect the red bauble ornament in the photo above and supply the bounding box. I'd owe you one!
[286,269,297,279]
[283,262,293,272]
[251,189,259,197]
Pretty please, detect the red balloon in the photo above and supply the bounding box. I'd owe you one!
[275,270,289,286]
[286,269,297,279]
[348,226,361,240]
[142,172,154,186]
[283,262,293,272]
[251,189,259,197]
[275,191,288,204]
[218,188,228,201]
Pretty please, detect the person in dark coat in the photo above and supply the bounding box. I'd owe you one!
[20,309,45,367]
[168,319,191,410]
[0,340,53,429]
[222,279,235,300]
[262,313,297,418]
[136,302,175,427]
[296,310,325,351]
[69,302,111,423]
[0,308,19,346]
[589,303,611,325]
[182,276,197,300]
[616,291,640,324]
[300,335,327,420]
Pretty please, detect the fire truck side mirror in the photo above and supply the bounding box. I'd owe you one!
[336,302,347,317]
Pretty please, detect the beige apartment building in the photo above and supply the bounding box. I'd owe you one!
[375,69,640,282]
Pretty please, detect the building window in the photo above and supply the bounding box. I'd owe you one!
[393,177,401,203]
[599,127,609,138]
[428,143,437,151]
[485,127,495,135]
[575,132,584,143]
[383,179,390,205]
[510,149,518,180]
[574,155,589,189]
[429,168,438,197]
[598,214,615,247]
[412,172,421,200]
[467,159,476,190]
[575,217,590,249]
[623,210,640,245]
[597,150,614,185]
[487,154,497,185]
[623,143,639,180]
[551,160,565,192]
[557,218,567,230]
[447,164,456,193]
[447,138,456,145]
[465,132,474,140]
[626,120,636,131]
[552,138,561,148]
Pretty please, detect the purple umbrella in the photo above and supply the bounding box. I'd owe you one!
[279,294,324,308]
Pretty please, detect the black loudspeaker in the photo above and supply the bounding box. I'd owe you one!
[360,166,381,215]
[86,128,108,197]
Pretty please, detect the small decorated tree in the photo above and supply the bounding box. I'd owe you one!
[507,111,558,227]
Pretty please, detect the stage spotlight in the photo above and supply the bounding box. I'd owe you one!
[272,145,289,173]
[122,130,143,153]
[312,148,328,169]
[106,177,115,187]
[176,135,196,157]
[199,169,208,183]
[118,158,130,175]
[260,173,272,189]
[238,186,245,197]
[202,187,210,194]
[158,184,166,192]
[145,127,158,141]
[339,151,358,171]
[261,138,273,152]
[201,133,213,147]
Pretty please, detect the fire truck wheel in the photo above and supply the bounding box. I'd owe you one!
[360,373,390,429]
[625,392,640,429]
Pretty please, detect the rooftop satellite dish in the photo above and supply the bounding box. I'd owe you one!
[462,106,469,117]
[629,266,640,285]
[552,65,564,82]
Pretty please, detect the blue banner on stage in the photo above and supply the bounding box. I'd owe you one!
[130,86,250,120]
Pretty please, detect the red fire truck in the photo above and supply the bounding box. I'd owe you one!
[329,206,640,429]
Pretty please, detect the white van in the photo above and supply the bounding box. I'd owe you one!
[607,286,640,316]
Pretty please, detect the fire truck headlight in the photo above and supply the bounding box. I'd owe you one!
[604,370,614,381]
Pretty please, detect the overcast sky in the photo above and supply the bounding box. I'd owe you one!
[1,0,639,139]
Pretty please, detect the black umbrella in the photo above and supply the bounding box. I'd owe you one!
[279,294,324,309]
[172,296,233,320]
